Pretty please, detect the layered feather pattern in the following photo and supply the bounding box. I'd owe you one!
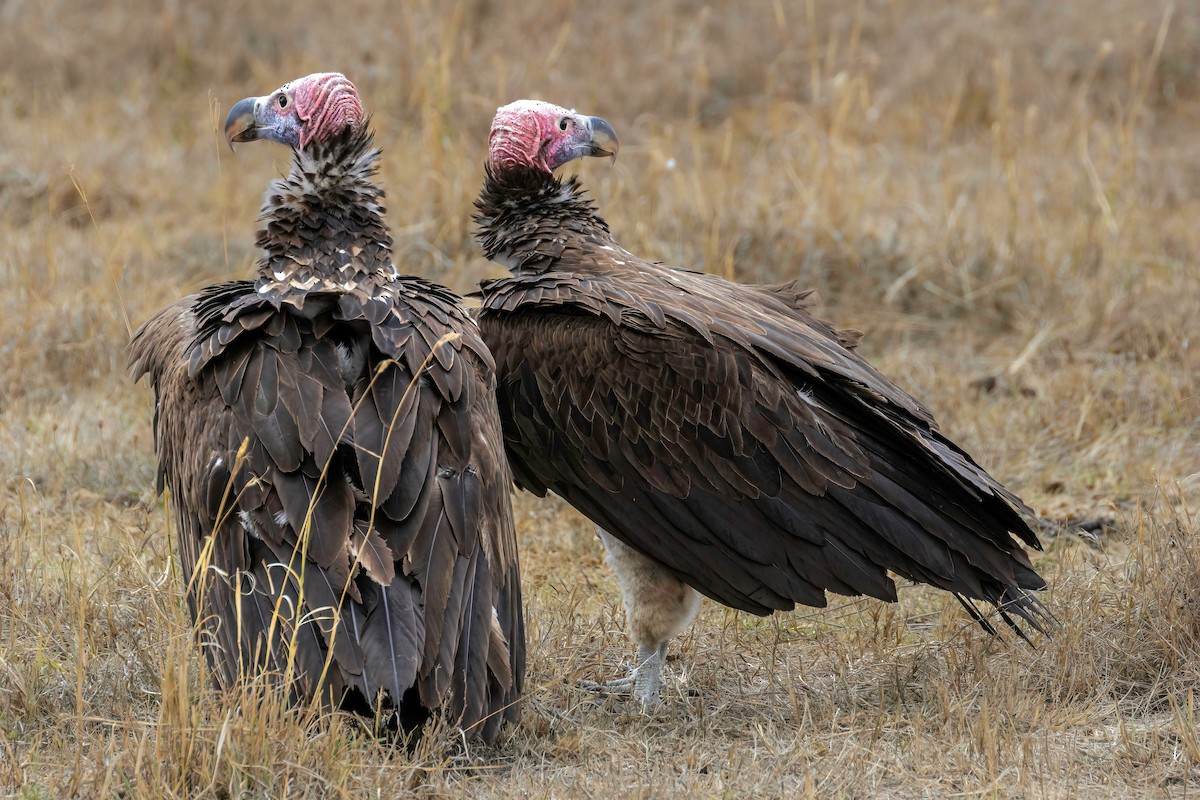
[475,164,1050,637]
[129,127,522,741]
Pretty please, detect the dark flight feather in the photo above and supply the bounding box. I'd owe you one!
[474,163,1051,639]
[129,126,523,740]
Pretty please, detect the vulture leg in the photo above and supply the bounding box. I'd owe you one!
[588,527,701,707]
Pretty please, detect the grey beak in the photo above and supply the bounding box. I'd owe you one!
[585,116,620,162]
[224,96,259,150]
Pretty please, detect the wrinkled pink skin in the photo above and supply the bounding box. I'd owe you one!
[233,72,363,150]
[292,73,363,148]
[489,100,596,173]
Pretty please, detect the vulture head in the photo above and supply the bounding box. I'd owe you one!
[224,72,364,151]
[488,100,619,173]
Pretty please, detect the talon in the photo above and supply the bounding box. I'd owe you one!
[578,673,635,697]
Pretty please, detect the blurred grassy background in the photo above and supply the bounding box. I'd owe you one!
[1,1,1198,796]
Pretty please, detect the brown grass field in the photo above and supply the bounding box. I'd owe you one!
[1,1,1199,796]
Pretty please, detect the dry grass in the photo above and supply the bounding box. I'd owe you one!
[1,0,1198,796]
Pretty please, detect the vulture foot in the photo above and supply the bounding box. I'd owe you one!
[590,527,703,709]
[580,642,668,708]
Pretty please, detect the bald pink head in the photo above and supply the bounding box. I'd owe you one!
[293,72,363,148]
[488,100,619,173]
[225,72,365,151]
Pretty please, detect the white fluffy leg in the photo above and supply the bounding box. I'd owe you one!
[590,528,701,707]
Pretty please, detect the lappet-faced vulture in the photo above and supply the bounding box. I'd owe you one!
[129,73,523,740]
[473,99,1050,706]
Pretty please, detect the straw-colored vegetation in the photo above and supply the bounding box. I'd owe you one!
[1,1,1197,796]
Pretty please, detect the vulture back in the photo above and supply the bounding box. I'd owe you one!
[131,101,524,739]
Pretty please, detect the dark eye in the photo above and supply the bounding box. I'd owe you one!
[278,94,288,108]
[558,117,570,131]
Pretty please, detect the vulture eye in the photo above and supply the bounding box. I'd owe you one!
[558,117,570,131]
[277,94,288,109]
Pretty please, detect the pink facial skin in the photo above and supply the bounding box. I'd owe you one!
[488,100,619,173]
[292,73,363,149]
[224,72,364,151]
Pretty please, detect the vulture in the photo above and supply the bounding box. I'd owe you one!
[128,73,523,741]
[473,100,1051,706]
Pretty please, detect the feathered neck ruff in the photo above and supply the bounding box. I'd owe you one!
[255,123,396,300]
[474,163,611,270]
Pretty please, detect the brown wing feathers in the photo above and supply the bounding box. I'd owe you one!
[493,306,1047,632]
[132,93,522,738]
[130,279,523,739]
[477,168,1050,638]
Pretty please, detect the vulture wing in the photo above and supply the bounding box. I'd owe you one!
[131,278,522,739]
[480,262,1048,634]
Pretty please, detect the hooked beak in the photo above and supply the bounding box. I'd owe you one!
[224,96,259,150]
[585,116,619,163]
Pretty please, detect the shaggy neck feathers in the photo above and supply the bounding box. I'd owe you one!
[474,164,611,274]
[255,125,396,300]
